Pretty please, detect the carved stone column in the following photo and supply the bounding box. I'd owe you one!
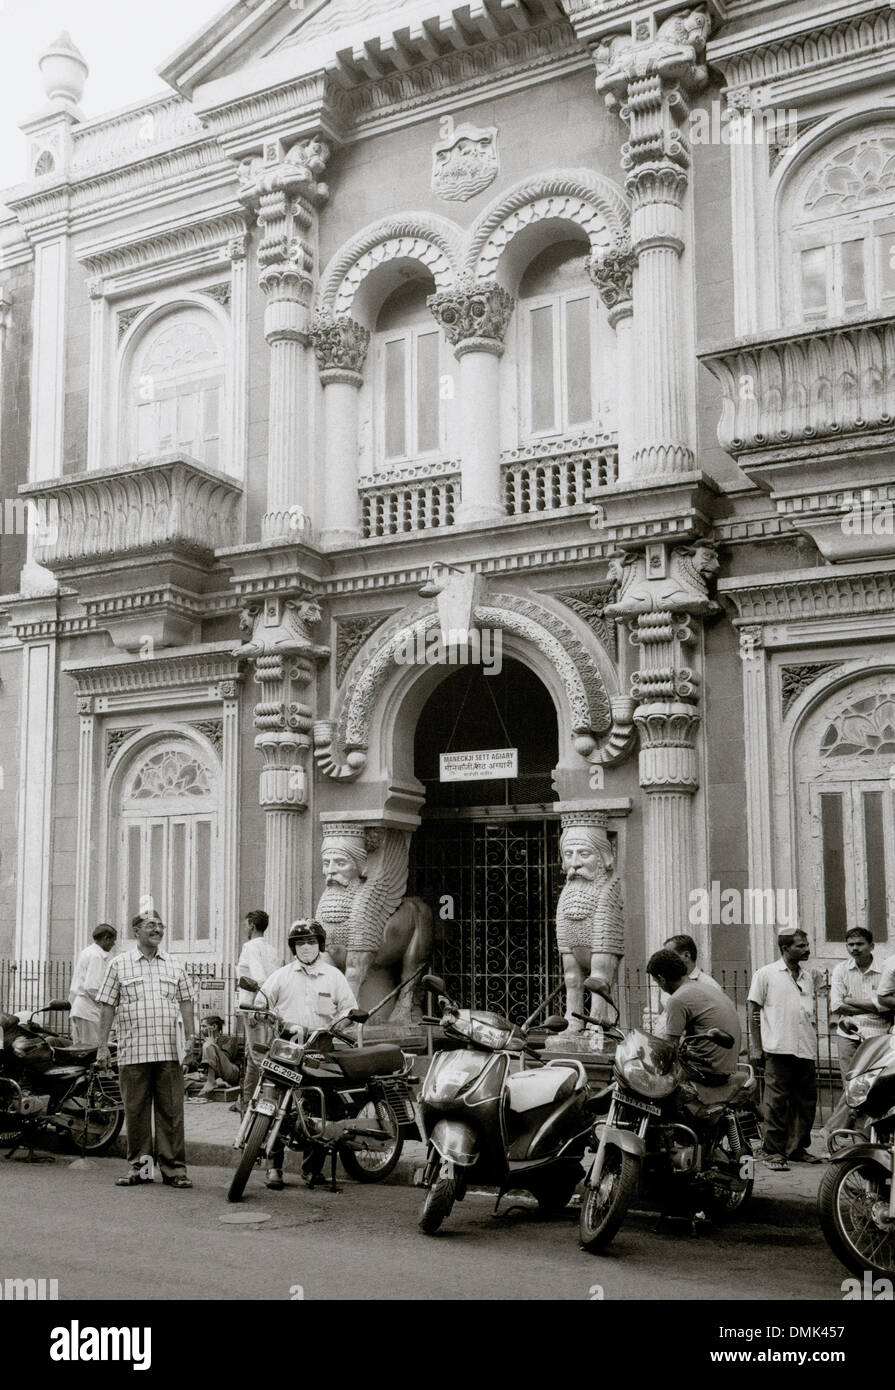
[311,314,371,548]
[428,279,514,526]
[588,239,635,480]
[593,9,711,477]
[233,595,329,956]
[238,138,331,544]
[606,538,719,962]
[736,624,776,970]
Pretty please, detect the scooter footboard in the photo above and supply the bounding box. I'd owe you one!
[430,1118,479,1167]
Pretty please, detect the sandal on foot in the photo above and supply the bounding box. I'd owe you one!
[115,1172,153,1187]
[162,1174,193,1189]
[764,1155,790,1171]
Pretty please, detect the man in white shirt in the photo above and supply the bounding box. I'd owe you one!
[234,909,282,1113]
[258,919,358,1189]
[830,928,891,1080]
[69,924,117,1046]
[748,928,821,1172]
[878,953,895,1017]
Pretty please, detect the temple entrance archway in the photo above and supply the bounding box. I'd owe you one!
[407,658,563,1023]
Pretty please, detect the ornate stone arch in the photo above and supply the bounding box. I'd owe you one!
[317,214,464,322]
[313,592,619,783]
[465,170,630,287]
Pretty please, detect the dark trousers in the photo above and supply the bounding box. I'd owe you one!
[762,1053,817,1158]
[119,1061,187,1179]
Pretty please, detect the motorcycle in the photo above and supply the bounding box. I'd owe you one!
[577,978,759,1253]
[818,1028,895,1278]
[227,975,420,1201]
[415,974,605,1234]
[0,1001,123,1158]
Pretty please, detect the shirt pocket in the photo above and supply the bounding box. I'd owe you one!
[315,988,334,1015]
[119,977,142,1003]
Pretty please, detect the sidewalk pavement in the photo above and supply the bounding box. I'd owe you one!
[113,1102,833,1207]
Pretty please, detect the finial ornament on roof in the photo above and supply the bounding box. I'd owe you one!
[39,31,89,108]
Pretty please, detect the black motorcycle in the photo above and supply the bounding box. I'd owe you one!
[818,1029,895,1278]
[415,975,603,1234]
[577,979,759,1253]
[0,1001,123,1158]
[227,976,420,1201]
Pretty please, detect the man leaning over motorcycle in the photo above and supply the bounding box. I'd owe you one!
[647,949,742,1084]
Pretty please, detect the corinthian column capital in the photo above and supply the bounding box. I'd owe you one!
[588,237,635,323]
[427,278,515,358]
[311,313,371,385]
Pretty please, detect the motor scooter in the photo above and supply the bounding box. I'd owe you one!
[819,1028,895,1278]
[415,975,606,1234]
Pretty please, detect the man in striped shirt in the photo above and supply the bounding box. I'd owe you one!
[830,928,891,1081]
[96,912,196,1189]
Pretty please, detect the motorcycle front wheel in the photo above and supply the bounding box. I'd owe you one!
[419,1173,461,1234]
[339,1099,403,1183]
[817,1152,895,1278]
[227,1111,272,1202]
[61,1098,124,1154]
[579,1147,640,1253]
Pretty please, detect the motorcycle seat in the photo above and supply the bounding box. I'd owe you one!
[51,1045,97,1063]
[683,1066,752,1109]
[333,1044,405,1081]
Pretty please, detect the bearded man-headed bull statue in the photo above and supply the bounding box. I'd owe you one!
[556,821,624,1028]
[315,825,433,1023]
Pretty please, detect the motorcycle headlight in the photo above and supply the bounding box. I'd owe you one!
[268,1038,304,1065]
[618,1057,678,1099]
[845,1068,882,1108]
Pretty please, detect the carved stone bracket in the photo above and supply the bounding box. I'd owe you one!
[427,278,515,358]
[587,237,635,324]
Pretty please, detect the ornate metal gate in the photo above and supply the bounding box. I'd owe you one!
[408,817,563,1025]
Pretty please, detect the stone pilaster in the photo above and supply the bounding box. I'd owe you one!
[736,624,776,969]
[238,137,331,544]
[592,8,711,477]
[311,314,371,548]
[428,278,514,526]
[12,601,60,960]
[233,594,329,957]
[588,238,635,480]
[228,235,250,485]
[606,537,720,962]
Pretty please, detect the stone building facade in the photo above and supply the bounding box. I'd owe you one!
[0,0,893,1020]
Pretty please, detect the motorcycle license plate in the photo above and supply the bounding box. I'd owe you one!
[617,1091,661,1117]
[261,1060,300,1085]
[252,1099,277,1117]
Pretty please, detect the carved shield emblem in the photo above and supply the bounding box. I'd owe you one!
[431,123,499,203]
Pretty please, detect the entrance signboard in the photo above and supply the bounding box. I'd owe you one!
[439,748,518,782]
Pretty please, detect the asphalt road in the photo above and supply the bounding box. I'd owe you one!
[0,1153,850,1302]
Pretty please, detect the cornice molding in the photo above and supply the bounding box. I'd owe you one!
[709,6,895,97]
[63,642,244,697]
[720,560,895,623]
[77,206,249,283]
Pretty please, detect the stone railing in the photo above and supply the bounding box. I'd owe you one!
[699,315,895,462]
[502,433,618,515]
[19,455,242,573]
[71,95,204,172]
[359,462,460,539]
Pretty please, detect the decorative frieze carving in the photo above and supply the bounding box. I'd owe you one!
[64,646,244,700]
[718,9,895,93]
[553,584,618,659]
[78,211,249,283]
[106,726,146,767]
[721,566,895,624]
[200,283,231,308]
[191,718,224,754]
[117,304,147,340]
[431,123,499,202]
[781,663,842,717]
[427,279,515,356]
[335,613,394,686]
[311,314,371,381]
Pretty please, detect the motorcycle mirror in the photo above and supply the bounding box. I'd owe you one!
[237,975,260,992]
[421,974,446,994]
[348,1009,370,1024]
[542,1015,568,1033]
[44,1000,71,1013]
[703,1028,735,1049]
[583,976,612,1000]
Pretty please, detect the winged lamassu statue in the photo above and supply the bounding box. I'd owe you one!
[315,826,433,1023]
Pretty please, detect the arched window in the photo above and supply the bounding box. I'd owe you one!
[373,278,443,468]
[517,241,600,440]
[795,674,895,947]
[783,125,895,325]
[125,307,225,470]
[115,740,219,954]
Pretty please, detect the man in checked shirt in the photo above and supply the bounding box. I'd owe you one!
[96,911,197,1189]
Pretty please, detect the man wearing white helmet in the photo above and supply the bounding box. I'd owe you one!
[255,919,357,1190]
